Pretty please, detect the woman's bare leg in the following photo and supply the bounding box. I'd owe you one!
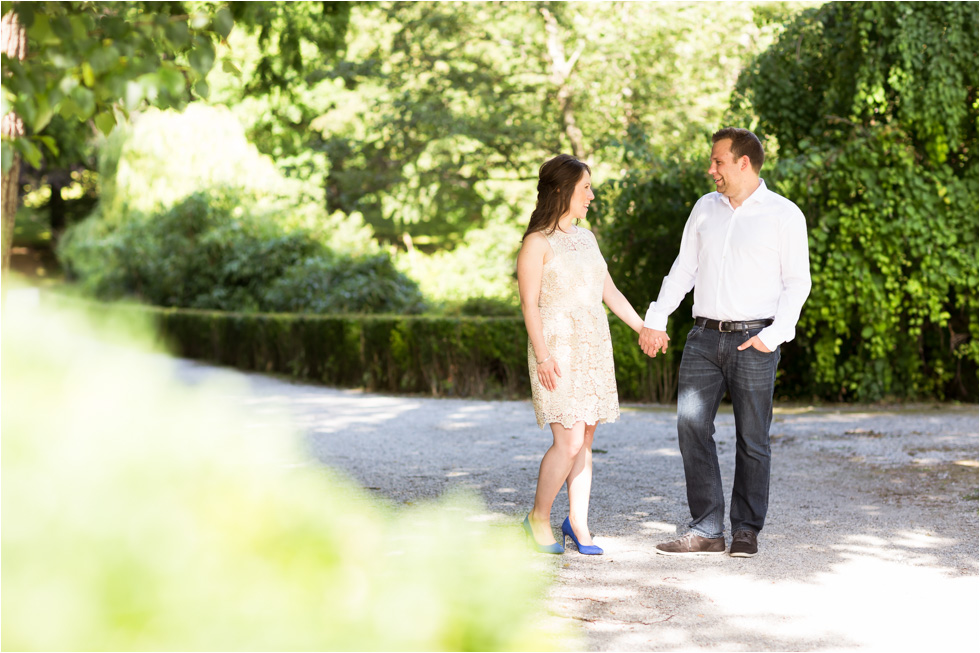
[528,421,586,544]
[566,423,597,545]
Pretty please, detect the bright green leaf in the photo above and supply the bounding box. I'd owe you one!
[124,81,143,111]
[33,95,53,132]
[82,62,96,88]
[28,14,59,46]
[93,111,116,136]
[14,137,42,168]
[193,79,210,100]
[15,96,37,127]
[215,7,234,39]
[138,74,159,104]
[37,135,60,157]
[188,38,216,75]
[157,67,186,99]
[221,59,241,76]
[69,15,89,40]
[58,97,79,119]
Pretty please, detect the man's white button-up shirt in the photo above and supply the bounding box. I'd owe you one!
[643,179,812,351]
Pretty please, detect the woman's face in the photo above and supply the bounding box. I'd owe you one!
[566,171,594,222]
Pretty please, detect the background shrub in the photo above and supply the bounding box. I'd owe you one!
[56,106,423,315]
[262,253,426,315]
[59,191,425,314]
[442,295,523,318]
[733,1,978,400]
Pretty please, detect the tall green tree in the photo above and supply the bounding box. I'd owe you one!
[1,1,354,271]
[733,1,978,399]
[0,0,234,272]
[303,0,783,248]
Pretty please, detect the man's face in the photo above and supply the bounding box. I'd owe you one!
[707,138,742,196]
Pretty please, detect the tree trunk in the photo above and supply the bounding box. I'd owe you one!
[540,7,587,161]
[2,9,27,274]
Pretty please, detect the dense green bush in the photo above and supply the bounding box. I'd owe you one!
[767,132,977,400]
[733,1,978,400]
[593,146,977,402]
[442,295,523,318]
[262,253,426,314]
[56,104,420,315]
[590,2,979,403]
[4,298,561,650]
[160,310,529,397]
[59,191,425,314]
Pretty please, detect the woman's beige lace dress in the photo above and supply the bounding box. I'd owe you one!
[528,226,620,429]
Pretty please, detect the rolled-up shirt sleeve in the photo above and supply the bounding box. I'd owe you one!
[643,200,702,330]
[757,206,811,351]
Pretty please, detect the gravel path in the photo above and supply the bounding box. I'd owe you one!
[173,358,978,652]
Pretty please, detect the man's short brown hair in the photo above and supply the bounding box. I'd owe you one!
[712,128,764,173]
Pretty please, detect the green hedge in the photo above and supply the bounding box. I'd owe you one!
[161,309,531,398]
[42,294,687,402]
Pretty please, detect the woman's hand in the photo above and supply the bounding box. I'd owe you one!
[639,327,670,357]
[536,357,562,391]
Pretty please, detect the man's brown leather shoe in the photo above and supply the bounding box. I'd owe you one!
[655,532,726,556]
[729,530,758,557]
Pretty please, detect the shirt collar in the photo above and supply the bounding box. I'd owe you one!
[720,178,768,208]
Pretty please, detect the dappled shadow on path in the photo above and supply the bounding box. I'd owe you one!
[544,409,978,651]
[293,392,979,650]
[171,361,978,651]
[549,524,978,651]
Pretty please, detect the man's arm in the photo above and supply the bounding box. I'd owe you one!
[754,207,812,352]
[639,201,701,357]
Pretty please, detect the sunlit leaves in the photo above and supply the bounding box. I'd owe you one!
[736,0,980,400]
[93,111,115,136]
[309,1,779,248]
[1,2,232,174]
[736,1,978,170]
[188,36,216,76]
[213,7,234,39]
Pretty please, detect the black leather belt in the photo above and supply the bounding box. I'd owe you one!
[695,317,773,332]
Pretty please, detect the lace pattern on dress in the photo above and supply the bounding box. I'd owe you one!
[527,227,620,429]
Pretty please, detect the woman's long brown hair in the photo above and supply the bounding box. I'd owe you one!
[522,154,591,241]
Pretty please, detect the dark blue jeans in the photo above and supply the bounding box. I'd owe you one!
[676,324,780,539]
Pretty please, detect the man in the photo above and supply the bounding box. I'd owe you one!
[639,128,811,558]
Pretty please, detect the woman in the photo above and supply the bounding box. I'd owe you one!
[516,154,644,555]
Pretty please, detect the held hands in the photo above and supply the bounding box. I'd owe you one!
[639,328,670,358]
[536,356,562,391]
[737,335,772,353]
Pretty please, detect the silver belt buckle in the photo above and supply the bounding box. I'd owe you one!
[719,321,734,332]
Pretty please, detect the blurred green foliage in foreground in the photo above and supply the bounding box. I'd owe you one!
[1,298,562,650]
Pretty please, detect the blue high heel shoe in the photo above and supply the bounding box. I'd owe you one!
[522,515,564,554]
[562,517,603,555]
